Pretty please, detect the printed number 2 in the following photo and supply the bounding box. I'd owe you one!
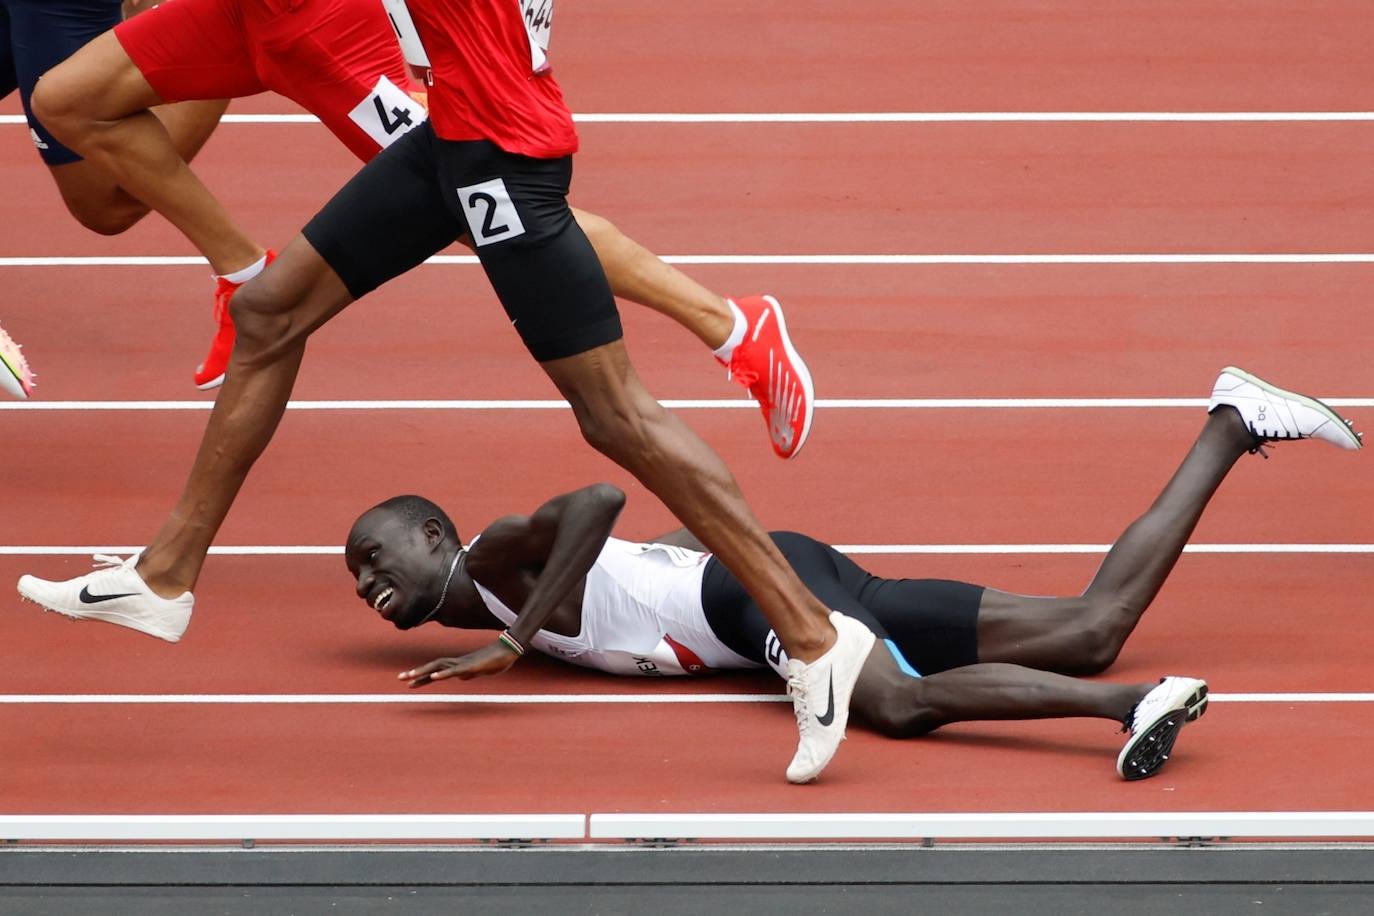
[456,178,527,247]
[466,192,509,239]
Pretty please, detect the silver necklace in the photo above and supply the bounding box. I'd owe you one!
[414,548,463,627]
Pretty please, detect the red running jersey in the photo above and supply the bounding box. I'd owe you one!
[404,0,576,158]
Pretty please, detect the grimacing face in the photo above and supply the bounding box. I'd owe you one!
[345,509,446,630]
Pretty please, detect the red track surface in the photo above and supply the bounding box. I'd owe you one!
[1,2,1371,824]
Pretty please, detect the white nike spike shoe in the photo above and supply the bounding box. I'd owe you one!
[784,611,877,784]
[1117,676,1209,781]
[1209,367,1363,451]
[17,554,193,643]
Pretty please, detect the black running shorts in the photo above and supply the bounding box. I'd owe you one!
[302,121,623,362]
[701,531,984,676]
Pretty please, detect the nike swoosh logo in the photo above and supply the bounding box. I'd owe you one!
[79,586,138,604]
[815,672,836,726]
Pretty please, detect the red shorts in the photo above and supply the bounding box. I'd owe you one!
[114,0,424,162]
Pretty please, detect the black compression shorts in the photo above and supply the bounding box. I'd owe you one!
[701,531,984,676]
[302,121,623,362]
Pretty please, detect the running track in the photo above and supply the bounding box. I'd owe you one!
[0,1,1371,841]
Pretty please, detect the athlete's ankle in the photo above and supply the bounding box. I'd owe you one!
[783,621,837,664]
[134,554,194,599]
[1203,405,1258,455]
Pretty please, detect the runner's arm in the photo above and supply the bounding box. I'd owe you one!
[402,483,626,686]
[475,483,627,648]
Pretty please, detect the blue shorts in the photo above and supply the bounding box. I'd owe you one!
[1,0,121,165]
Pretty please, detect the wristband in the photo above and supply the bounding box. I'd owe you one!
[497,629,526,656]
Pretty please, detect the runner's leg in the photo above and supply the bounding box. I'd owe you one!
[135,125,463,595]
[975,407,1256,673]
[851,645,1150,737]
[31,26,263,272]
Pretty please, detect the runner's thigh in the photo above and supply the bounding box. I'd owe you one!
[301,121,464,299]
[250,0,424,162]
[114,0,266,101]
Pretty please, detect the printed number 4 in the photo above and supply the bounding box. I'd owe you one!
[372,96,414,135]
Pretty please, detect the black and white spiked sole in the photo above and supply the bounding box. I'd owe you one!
[1117,681,1209,781]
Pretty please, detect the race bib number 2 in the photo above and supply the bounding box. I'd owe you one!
[348,75,428,150]
[456,178,527,247]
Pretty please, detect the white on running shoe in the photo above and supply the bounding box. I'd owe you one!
[1116,676,1208,781]
[1209,367,1363,451]
[722,295,816,460]
[17,555,193,643]
[784,611,877,784]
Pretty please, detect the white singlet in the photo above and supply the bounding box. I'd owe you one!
[470,536,760,677]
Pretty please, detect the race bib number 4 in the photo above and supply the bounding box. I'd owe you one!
[520,0,554,73]
[348,75,427,150]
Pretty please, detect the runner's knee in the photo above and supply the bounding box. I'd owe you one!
[858,683,943,738]
[30,69,92,146]
[1059,604,1133,674]
[567,386,665,465]
[61,194,149,236]
[227,281,294,361]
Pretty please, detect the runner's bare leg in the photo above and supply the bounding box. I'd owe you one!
[975,408,1256,673]
[572,208,734,349]
[540,340,835,659]
[47,98,229,235]
[851,646,1151,737]
[32,33,262,273]
[134,237,353,594]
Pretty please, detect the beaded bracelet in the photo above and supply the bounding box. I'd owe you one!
[497,629,526,656]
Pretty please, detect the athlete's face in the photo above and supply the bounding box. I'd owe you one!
[345,509,445,630]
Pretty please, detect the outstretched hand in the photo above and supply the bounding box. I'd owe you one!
[399,640,520,688]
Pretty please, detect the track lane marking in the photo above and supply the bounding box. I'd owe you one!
[2,398,1371,411]
[7,254,1374,266]
[8,112,1374,124]
[2,544,1371,556]
[0,693,1368,704]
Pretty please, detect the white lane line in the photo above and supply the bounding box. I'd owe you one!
[8,112,1374,125]
[2,544,1370,557]
[2,398,1370,411]
[591,811,1374,841]
[0,693,1367,704]
[0,814,588,841]
[6,254,1374,266]
[9,811,1374,843]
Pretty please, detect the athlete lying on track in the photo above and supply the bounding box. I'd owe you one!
[23,0,811,460]
[343,368,1363,781]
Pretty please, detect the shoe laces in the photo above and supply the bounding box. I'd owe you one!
[786,670,812,736]
[82,554,138,591]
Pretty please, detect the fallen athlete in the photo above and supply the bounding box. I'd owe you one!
[340,367,1362,781]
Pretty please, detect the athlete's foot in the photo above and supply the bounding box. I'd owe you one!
[1116,676,1208,780]
[720,295,815,460]
[17,555,194,643]
[194,250,277,390]
[784,612,877,784]
[1209,367,1363,452]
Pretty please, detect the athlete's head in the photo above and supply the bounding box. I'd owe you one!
[345,495,462,630]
